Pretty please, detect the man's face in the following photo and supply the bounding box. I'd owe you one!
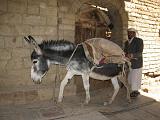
[128,31,136,39]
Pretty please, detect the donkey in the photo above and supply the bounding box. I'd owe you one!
[24,35,131,105]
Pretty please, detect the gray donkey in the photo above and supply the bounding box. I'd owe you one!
[24,35,131,105]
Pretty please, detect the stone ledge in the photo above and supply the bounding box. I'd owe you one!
[0,83,77,106]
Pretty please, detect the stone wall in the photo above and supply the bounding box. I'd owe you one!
[0,0,76,105]
[125,0,160,73]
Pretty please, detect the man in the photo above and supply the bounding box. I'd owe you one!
[124,28,144,98]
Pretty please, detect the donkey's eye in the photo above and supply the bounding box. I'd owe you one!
[33,60,37,64]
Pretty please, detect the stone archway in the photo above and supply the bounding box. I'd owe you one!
[75,5,113,44]
[72,0,128,46]
[58,0,128,45]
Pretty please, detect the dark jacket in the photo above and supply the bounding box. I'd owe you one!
[124,37,144,69]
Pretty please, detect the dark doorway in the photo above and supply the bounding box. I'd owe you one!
[75,6,112,44]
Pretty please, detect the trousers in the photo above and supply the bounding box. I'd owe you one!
[128,68,142,91]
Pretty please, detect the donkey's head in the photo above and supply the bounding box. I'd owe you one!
[24,36,49,84]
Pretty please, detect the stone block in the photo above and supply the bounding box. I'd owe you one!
[59,13,75,20]
[23,14,46,25]
[14,25,31,36]
[47,0,57,7]
[45,26,57,35]
[0,0,7,12]
[0,25,14,36]
[45,35,58,40]
[23,57,32,68]
[0,13,9,24]
[40,6,57,16]
[0,93,14,105]
[0,36,5,48]
[58,35,74,42]
[27,5,40,15]
[46,16,57,26]
[62,18,75,25]
[0,49,11,60]
[8,0,27,13]
[6,58,23,70]
[30,26,46,35]
[12,48,31,58]
[25,90,39,103]
[1,69,30,86]
[59,24,75,31]
[28,0,40,6]
[59,6,69,12]
[59,30,74,38]
[0,60,7,72]
[58,29,75,41]
[38,88,53,101]
[5,36,23,48]
[26,29,55,38]
[13,91,25,104]
[8,13,22,24]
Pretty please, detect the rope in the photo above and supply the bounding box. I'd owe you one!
[66,43,81,70]
[53,0,60,103]
[65,42,101,73]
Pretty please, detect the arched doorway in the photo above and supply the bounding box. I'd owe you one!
[75,4,113,44]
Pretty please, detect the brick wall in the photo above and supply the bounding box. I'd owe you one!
[125,0,160,73]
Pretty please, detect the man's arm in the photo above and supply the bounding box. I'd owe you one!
[132,38,143,58]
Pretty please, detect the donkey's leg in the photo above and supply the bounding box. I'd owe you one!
[58,71,74,103]
[108,77,120,104]
[82,74,90,104]
[118,75,131,103]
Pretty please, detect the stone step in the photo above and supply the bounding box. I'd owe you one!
[0,83,76,106]
[0,85,54,106]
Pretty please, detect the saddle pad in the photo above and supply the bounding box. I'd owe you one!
[82,38,126,65]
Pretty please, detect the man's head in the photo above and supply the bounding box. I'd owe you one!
[127,28,137,39]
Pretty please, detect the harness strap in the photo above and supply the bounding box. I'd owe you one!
[66,43,81,70]
[66,42,102,72]
[82,42,95,64]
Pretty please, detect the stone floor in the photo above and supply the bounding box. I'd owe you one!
[0,89,160,120]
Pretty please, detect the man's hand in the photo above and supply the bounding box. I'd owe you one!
[125,53,133,59]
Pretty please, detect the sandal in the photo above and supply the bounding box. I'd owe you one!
[130,91,140,98]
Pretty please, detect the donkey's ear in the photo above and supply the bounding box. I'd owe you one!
[27,35,43,55]
[28,35,35,41]
[24,36,31,44]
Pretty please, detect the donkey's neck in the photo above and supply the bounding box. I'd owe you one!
[39,40,76,65]
[44,49,74,65]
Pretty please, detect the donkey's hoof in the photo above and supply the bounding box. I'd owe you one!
[84,101,89,105]
[103,102,108,106]
[104,100,112,106]
[57,97,63,103]
[128,99,131,103]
